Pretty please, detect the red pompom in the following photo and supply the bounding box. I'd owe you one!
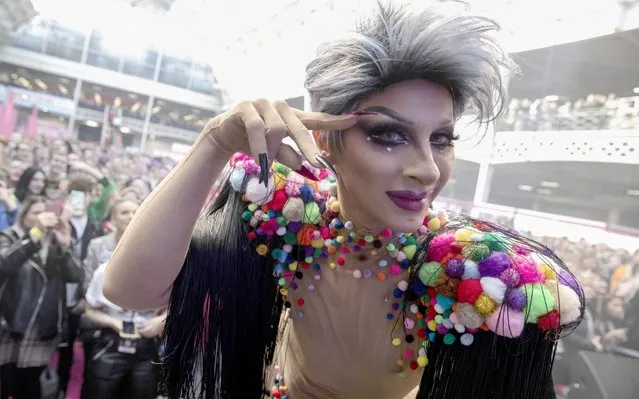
[269,189,288,211]
[409,361,418,370]
[427,306,438,321]
[417,329,426,338]
[427,287,437,298]
[537,310,560,331]
[247,231,257,240]
[457,279,483,304]
[337,257,345,266]
[297,298,305,307]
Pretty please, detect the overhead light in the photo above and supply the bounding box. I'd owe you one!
[183,114,196,121]
[21,94,28,100]
[94,93,102,105]
[634,87,639,94]
[131,102,141,112]
[85,120,100,127]
[128,93,138,99]
[541,181,560,188]
[120,127,131,133]
[114,96,122,107]
[544,95,559,102]
[10,73,17,79]
[34,79,47,90]
[152,106,161,114]
[58,84,69,95]
[42,107,49,113]
[517,184,533,191]
[537,188,552,195]
[627,189,639,196]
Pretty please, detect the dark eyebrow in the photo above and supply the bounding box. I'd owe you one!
[360,106,414,126]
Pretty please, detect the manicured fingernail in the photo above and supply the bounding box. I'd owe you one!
[345,111,378,116]
[295,165,319,181]
[258,153,269,186]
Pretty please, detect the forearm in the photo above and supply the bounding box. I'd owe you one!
[104,135,232,310]
[84,305,118,330]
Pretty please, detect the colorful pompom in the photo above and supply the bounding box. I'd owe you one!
[485,305,524,338]
[522,284,555,323]
[457,279,483,304]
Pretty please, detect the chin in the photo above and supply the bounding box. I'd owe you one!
[383,211,427,233]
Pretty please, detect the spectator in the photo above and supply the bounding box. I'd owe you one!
[0,195,82,399]
[14,167,48,205]
[7,159,26,192]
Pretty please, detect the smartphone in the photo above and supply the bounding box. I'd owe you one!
[45,200,64,216]
[119,320,139,339]
[70,190,86,209]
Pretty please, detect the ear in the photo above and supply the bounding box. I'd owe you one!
[312,130,329,153]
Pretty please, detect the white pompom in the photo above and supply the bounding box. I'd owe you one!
[244,176,274,205]
[480,277,508,303]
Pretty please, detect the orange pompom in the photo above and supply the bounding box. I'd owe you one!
[434,274,460,298]
[296,225,316,246]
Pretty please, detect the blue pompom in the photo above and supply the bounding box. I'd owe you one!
[411,279,426,297]
[300,184,314,202]
[230,169,245,191]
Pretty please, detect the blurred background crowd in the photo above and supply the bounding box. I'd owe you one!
[2,0,639,398]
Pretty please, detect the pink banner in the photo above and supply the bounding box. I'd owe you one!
[24,105,39,138]
[0,91,18,137]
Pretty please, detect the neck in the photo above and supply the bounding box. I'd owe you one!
[334,184,388,236]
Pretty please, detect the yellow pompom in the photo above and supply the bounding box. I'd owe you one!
[454,228,475,245]
[427,218,442,232]
[540,264,557,281]
[336,236,345,244]
[330,201,341,213]
[289,262,298,271]
[396,359,405,367]
[417,356,428,368]
[274,173,287,190]
[474,294,497,316]
[329,262,337,269]
[370,250,378,256]
[427,320,437,331]
[280,289,288,296]
[256,244,269,256]
[392,338,402,346]
[311,239,324,249]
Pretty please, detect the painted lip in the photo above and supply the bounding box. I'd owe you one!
[386,191,428,211]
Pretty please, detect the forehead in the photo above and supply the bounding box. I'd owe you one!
[357,79,454,126]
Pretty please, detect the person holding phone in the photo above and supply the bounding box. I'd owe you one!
[83,260,165,399]
[0,195,82,399]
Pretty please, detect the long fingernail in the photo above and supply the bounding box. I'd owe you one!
[345,111,378,116]
[258,153,269,186]
[315,154,337,178]
[295,165,319,181]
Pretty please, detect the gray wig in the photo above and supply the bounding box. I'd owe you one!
[305,1,515,125]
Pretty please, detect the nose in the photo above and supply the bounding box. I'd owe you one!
[401,145,440,187]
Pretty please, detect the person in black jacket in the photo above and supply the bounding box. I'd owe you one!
[0,195,82,399]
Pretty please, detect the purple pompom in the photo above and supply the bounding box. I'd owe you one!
[478,252,512,277]
[446,258,465,278]
[500,268,521,288]
[288,221,303,233]
[558,269,581,295]
[504,289,527,311]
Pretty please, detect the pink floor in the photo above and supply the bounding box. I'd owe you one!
[49,342,84,399]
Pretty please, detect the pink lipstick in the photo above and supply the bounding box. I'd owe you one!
[386,191,428,212]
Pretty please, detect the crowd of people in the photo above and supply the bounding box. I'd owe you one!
[0,130,637,398]
[0,132,174,399]
[497,93,639,131]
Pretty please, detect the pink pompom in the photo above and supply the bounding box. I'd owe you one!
[485,305,524,338]
[514,255,544,284]
[285,181,301,196]
[427,233,456,262]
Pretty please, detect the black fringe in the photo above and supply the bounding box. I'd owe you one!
[161,181,282,399]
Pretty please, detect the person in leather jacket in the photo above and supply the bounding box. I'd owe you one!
[0,195,82,399]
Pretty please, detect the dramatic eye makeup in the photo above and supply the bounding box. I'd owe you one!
[356,108,460,150]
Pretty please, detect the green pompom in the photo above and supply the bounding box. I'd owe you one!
[469,243,491,261]
[303,202,321,224]
[277,216,287,226]
[418,262,444,287]
[523,283,556,323]
[273,163,291,175]
[483,232,509,251]
[443,333,456,345]
[404,236,417,246]
[241,211,253,221]
[284,232,297,245]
